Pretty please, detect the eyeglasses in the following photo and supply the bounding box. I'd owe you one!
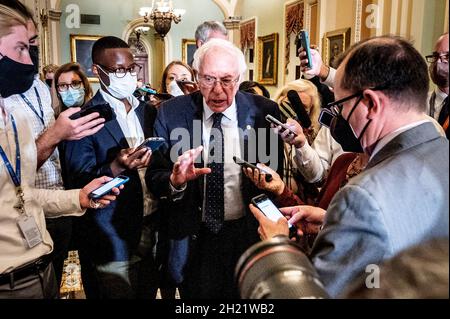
[197,74,240,88]
[325,91,363,116]
[57,80,83,92]
[426,52,449,63]
[96,63,142,78]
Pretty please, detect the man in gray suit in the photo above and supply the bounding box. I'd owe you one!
[250,36,449,298]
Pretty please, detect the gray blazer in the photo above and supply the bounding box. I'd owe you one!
[311,122,449,297]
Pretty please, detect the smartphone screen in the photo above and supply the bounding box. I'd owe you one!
[90,176,129,198]
[253,195,293,228]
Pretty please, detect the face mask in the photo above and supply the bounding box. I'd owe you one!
[167,80,184,97]
[98,66,137,100]
[45,79,53,87]
[29,45,39,75]
[430,62,449,88]
[59,87,85,107]
[0,53,35,98]
[330,96,371,153]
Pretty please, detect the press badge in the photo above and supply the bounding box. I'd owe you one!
[17,215,43,248]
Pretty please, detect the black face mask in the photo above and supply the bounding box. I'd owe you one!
[29,45,39,75]
[0,53,35,98]
[330,95,371,153]
[45,79,53,87]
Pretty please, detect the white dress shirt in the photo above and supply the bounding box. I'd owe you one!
[100,90,157,216]
[427,89,448,120]
[294,126,344,183]
[202,99,245,221]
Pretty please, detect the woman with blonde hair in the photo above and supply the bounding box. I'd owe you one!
[268,79,322,203]
[273,79,321,144]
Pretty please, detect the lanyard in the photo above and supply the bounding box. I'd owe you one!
[20,87,45,127]
[0,114,21,187]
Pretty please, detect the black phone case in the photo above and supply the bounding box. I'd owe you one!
[69,103,115,122]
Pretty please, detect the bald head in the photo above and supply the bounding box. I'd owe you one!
[435,33,449,52]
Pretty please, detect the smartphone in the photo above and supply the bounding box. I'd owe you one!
[265,114,298,137]
[139,87,157,95]
[69,103,115,122]
[297,30,313,69]
[135,137,166,152]
[318,108,335,128]
[233,156,273,182]
[89,175,129,199]
[252,194,296,236]
[176,80,196,85]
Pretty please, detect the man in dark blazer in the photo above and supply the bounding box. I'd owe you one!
[64,37,157,298]
[146,39,284,299]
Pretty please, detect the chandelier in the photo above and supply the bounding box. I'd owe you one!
[139,1,186,38]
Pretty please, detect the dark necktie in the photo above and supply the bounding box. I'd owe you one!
[438,96,449,126]
[204,113,225,234]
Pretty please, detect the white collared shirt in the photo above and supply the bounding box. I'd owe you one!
[427,89,448,120]
[202,99,245,221]
[100,90,158,216]
[100,90,144,148]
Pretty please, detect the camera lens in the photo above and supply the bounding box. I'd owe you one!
[235,236,329,299]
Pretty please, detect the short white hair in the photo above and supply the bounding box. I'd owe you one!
[192,38,247,77]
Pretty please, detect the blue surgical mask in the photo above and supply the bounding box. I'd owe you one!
[60,88,85,107]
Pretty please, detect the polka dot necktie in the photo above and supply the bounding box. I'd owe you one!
[204,113,225,234]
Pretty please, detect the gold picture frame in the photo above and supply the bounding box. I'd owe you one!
[257,33,278,85]
[322,28,351,68]
[181,39,196,64]
[70,34,103,82]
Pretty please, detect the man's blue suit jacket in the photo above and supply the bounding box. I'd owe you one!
[64,91,156,263]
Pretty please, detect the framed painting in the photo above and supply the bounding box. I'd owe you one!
[257,33,278,85]
[322,28,351,68]
[182,39,196,65]
[70,34,103,82]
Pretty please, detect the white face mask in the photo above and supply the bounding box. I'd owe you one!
[167,80,184,97]
[98,66,137,100]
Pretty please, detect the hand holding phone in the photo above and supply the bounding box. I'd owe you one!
[265,114,298,137]
[251,194,297,238]
[69,103,115,122]
[134,137,166,153]
[233,156,273,182]
[297,30,313,69]
[89,175,129,199]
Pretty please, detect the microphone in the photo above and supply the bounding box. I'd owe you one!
[287,90,312,128]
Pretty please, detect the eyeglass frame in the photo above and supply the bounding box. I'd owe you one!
[56,80,84,92]
[425,51,449,64]
[196,73,240,88]
[318,86,386,127]
[95,63,142,78]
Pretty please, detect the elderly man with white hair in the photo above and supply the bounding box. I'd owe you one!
[146,39,284,299]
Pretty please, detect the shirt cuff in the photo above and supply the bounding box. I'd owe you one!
[295,141,313,166]
[322,67,336,88]
[169,180,187,201]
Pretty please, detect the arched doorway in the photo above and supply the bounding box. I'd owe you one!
[128,32,150,86]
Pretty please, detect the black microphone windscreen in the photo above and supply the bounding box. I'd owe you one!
[287,90,312,128]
